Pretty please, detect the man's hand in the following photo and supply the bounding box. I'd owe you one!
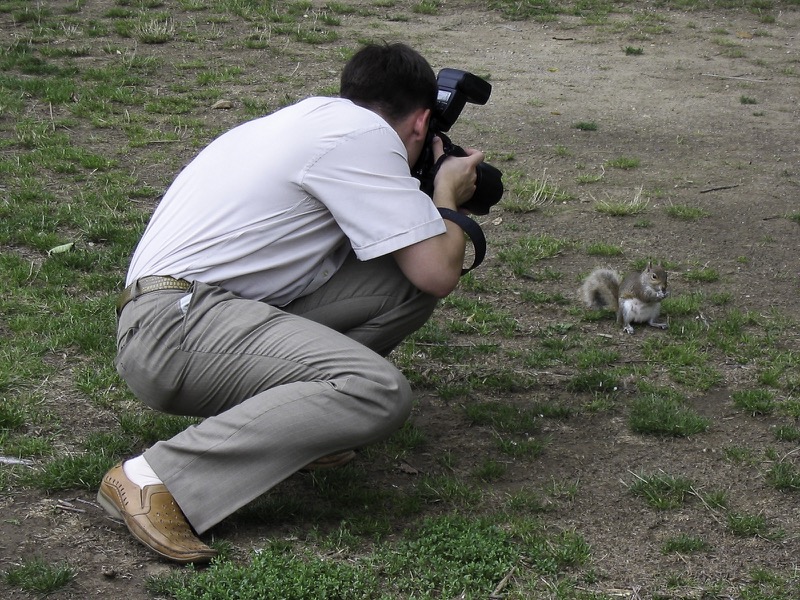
[392,137,486,297]
[430,135,485,211]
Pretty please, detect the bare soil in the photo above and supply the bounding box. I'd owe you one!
[1,1,799,598]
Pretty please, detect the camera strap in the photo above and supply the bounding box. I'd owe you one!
[437,208,486,275]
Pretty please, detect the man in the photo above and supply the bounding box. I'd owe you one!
[98,42,485,563]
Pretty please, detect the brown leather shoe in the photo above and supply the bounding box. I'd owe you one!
[97,462,217,564]
[302,450,357,471]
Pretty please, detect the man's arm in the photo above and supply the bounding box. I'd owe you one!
[393,142,484,297]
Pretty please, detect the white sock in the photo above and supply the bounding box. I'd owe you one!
[123,455,163,488]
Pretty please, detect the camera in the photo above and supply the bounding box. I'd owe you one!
[412,68,504,215]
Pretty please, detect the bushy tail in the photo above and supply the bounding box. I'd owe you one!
[580,268,621,309]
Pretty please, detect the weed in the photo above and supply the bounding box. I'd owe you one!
[628,471,693,510]
[573,121,598,131]
[497,234,569,277]
[413,0,440,15]
[501,169,573,212]
[723,445,757,465]
[593,185,649,216]
[464,400,539,434]
[416,475,482,508]
[684,267,719,283]
[585,242,623,257]
[506,489,552,513]
[566,370,620,395]
[497,435,547,458]
[774,425,800,442]
[554,144,571,157]
[732,389,775,415]
[548,478,580,501]
[727,512,768,537]
[605,156,640,169]
[576,170,604,184]
[135,17,176,44]
[473,458,508,481]
[629,392,710,437]
[4,557,76,594]
[20,453,115,492]
[766,461,800,491]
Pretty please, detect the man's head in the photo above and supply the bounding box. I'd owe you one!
[340,42,438,125]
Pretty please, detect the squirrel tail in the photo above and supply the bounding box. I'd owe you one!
[580,268,621,309]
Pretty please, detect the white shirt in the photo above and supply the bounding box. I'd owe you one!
[127,98,446,306]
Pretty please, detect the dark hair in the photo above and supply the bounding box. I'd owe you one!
[340,42,437,124]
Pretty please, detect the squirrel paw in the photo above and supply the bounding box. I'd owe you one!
[622,324,635,334]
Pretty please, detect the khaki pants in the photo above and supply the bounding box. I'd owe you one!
[114,253,437,533]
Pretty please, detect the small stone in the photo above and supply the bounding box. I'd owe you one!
[101,566,117,578]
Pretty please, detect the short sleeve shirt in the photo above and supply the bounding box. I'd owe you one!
[126,98,446,306]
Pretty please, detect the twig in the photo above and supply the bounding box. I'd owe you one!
[74,497,101,509]
[688,486,725,526]
[701,73,768,83]
[700,183,739,194]
[0,456,34,466]
[489,566,516,598]
[56,500,86,514]
[412,342,478,348]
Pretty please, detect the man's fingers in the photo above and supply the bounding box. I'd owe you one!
[431,135,444,161]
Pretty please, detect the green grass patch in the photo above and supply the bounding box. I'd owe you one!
[665,204,710,220]
[605,156,640,170]
[497,234,569,277]
[628,472,693,510]
[629,391,710,437]
[661,534,710,554]
[573,121,598,131]
[500,170,573,212]
[593,185,649,216]
[732,389,776,415]
[4,557,76,595]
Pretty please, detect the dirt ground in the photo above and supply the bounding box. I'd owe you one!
[1,1,799,598]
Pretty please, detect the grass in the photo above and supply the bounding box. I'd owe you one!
[573,121,598,131]
[661,534,710,554]
[592,185,649,215]
[628,472,693,510]
[604,156,640,170]
[2,1,799,599]
[500,170,573,212]
[4,557,76,595]
[629,391,710,437]
[665,204,710,220]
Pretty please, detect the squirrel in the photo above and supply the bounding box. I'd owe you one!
[580,262,669,334]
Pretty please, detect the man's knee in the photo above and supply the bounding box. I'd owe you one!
[340,362,412,440]
[380,365,413,428]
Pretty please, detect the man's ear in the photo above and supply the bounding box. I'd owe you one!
[411,108,431,141]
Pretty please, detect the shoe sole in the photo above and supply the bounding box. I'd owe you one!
[97,487,124,521]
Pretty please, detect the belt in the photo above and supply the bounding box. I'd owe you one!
[116,275,191,315]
